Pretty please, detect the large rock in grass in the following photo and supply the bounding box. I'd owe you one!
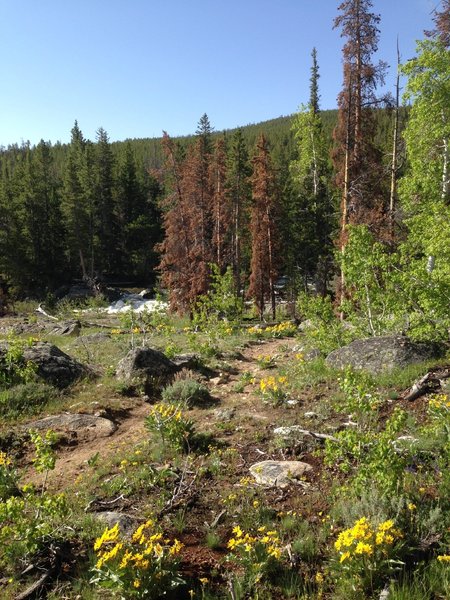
[0,341,91,388]
[116,347,178,391]
[25,413,117,442]
[325,335,442,375]
[249,460,313,488]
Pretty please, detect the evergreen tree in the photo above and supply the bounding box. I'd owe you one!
[62,120,90,278]
[290,48,335,295]
[94,127,118,275]
[226,128,252,298]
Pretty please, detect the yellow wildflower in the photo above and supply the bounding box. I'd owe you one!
[437,554,450,562]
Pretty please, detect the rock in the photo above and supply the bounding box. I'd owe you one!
[273,426,337,448]
[116,347,178,391]
[49,320,81,336]
[292,346,322,361]
[25,413,117,442]
[304,411,319,419]
[326,335,442,374]
[249,460,313,488]
[19,342,91,388]
[171,353,200,370]
[214,407,236,421]
[94,511,137,536]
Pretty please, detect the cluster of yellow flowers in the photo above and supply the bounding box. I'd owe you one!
[437,554,450,562]
[94,519,183,574]
[227,525,283,560]
[248,321,297,338]
[335,517,402,564]
[256,354,276,368]
[429,393,450,411]
[0,451,12,468]
[259,376,288,394]
[149,403,182,422]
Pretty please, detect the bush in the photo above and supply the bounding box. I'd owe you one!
[162,378,210,408]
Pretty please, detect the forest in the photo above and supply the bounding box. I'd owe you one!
[0,1,450,599]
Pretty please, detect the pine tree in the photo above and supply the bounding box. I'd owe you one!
[226,128,252,298]
[333,0,388,307]
[290,48,335,295]
[62,121,90,278]
[248,134,279,320]
[158,133,196,312]
[94,127,118,275]
[425,0,450,47]
[333,0,387,239]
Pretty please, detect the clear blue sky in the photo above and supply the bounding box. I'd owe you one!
[0,0,439,147]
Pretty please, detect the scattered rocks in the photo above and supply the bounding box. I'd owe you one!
[249,460,313,488]
[25,413,117,443]
[326,335,442,374]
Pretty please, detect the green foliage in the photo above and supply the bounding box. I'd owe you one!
[0,429,68,572]
[29,429,58,474]
[193,264,243,331]
[323,407,409,492]
[0,336,37,389]
[0,382,57,420]
[337,368,381,424]
[90,519,184,598]
[145,403,195,452]
[162,378,210,408]
[297,292,354,353]
[0,451,19,500]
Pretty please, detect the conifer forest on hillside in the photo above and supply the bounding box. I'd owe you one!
[0,1,450,599]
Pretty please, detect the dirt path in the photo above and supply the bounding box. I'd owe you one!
[24,336,297,491]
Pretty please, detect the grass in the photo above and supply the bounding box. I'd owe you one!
[1,307,450,599]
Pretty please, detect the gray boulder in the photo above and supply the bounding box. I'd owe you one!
[0,341,91,388]
[25,413,117,442]
[116,347,178,390]
[326,335,441,374]
[94,512,137,536]
[249,460,313,488]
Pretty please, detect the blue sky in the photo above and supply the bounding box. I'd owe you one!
[0,0,438,147]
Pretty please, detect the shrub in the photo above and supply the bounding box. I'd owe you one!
[145,403,195,452]
[90,519,184,599]
[162,378,210,408]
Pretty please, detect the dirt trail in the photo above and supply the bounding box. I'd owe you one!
[24,336,297,491]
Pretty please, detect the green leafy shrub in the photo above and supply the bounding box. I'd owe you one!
[145,403,194,452]
[332,516,404,595]
[90,518,184,598]
[0,451,19,500]
[162,378,210,408]
[0,337,37,389]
